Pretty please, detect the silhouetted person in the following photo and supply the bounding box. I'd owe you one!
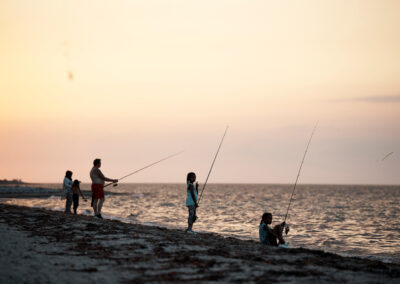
[62,171,73,213]
[259,212,289,246]
[185,172,199,234]
[90,159,117,219]
[72,179,86,214]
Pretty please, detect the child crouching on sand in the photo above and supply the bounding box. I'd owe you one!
[72,180,87,215]
[259,212,289,246]
[185,172,199,234]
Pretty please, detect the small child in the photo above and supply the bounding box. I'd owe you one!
[71,180,86,215]
[259,212,289,246]
[185,172,199,234]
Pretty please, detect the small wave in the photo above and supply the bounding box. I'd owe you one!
[127,213,140,219]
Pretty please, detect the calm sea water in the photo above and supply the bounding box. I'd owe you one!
[3,183,400,263]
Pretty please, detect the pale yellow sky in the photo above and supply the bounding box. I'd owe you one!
[0,0,399,184]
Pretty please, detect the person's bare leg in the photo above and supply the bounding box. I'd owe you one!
[97,198,104,215]
[93,199,99,215]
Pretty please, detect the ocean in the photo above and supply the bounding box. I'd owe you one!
[3,183,400,263]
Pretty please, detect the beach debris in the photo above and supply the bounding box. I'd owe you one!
[1,204,400,283]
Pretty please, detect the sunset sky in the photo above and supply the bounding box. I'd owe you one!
[1,0,399,184]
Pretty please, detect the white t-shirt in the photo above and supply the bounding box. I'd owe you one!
[62,177,73,196]
[90,167,105,185]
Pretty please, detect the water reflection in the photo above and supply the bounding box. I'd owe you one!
[2,183,400,263]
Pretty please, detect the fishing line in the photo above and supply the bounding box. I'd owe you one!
[104,151,184,188]
[198,126,229,204]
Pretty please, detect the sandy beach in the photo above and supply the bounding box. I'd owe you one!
[0,203,399,283]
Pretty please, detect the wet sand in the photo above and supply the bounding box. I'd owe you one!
[0,204,399,283]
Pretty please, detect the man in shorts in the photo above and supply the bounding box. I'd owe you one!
[90,158,118,219]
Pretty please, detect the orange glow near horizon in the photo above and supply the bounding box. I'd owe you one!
[1,0,399,184]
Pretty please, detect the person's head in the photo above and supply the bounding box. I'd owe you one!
[186,172,196,183]
[93,158,101,168]
[65,170,73,180]
[262,212,272,224]
[72,179,80,187]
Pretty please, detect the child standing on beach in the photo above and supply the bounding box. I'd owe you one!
[186,172,199,234]
[72,180,87,215]
[62,171,73,213]
[259,212,289,246]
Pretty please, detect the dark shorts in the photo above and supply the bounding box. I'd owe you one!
[91,184,104,199]
[73,194,79,208]
[187,205,196,224]
[73,193,79,203]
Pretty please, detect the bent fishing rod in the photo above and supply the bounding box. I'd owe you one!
[198,126,229,205]
[283,121,318,224]
[104,151,184,188]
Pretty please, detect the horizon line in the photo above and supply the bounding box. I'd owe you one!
[7,181,400,187]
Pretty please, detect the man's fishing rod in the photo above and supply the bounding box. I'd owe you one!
[104,151,184,188]
[198,126,229,204]
[381,151,394,162]
[283,122,318,224]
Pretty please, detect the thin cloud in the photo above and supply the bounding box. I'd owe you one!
[328,95,400,103]
[355,95,400,103]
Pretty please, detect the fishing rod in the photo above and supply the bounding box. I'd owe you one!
[104,151,184,188]
[381,151,394,162]
[283,122,318,224]
[198,126,229,204]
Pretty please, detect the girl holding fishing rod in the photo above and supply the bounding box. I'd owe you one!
[259,212,288,246]
[186,126,228,234]
[185,172,199,234]
[259,122,318,246]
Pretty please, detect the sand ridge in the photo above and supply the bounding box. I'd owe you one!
[0,204,399,283]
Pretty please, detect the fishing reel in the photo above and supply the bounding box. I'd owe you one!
[285,224,290,235]
[281,222,290,235]
[113,183,118,187]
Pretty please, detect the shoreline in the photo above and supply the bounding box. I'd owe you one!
[0,186,128,198]
[0,204,399,283]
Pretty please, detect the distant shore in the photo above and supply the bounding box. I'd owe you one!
[0,204,399,283]
[0,179,25,185]
[0,185,127,198]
